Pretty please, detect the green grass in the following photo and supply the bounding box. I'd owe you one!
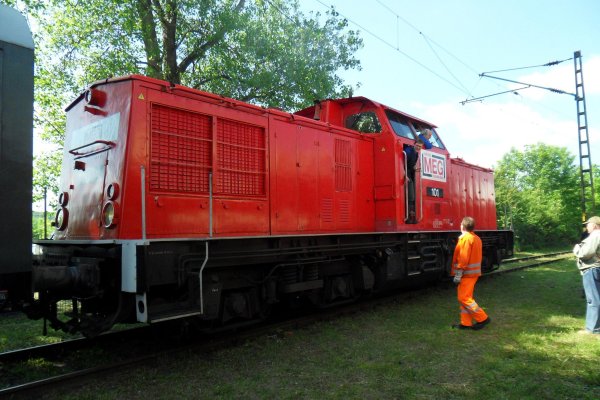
[3,257,600,399]
[0,314,72,352]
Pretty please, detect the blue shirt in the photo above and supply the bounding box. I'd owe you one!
[418,134,433,149]
[403,145,419,180]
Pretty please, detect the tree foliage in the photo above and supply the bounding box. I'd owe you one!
[494,143,581,249]
[33,0,362,120]
[5,0,362,202]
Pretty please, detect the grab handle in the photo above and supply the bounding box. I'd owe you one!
[69,140,115,158]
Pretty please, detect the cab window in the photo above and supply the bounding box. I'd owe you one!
[345,111,382,133]
[385,110,414,139]
[414,125,445,150]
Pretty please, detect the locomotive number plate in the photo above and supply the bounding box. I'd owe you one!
[426,187,444,198]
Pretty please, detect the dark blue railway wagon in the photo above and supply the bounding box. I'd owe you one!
[0,5,34,309]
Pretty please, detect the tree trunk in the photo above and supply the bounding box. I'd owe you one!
[136,0,162,78]
[161,0,179,84]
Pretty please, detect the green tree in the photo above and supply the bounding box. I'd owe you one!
[494,143,581,249]
[6,0,362,203]
[32,211,52,240]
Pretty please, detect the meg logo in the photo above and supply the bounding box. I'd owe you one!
[420,150,446,182]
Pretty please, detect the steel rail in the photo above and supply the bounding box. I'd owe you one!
[502,251,572,264]
[485,251,572,278]
[0,325,149,364]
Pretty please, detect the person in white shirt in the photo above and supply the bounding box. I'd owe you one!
[572,216,600,334]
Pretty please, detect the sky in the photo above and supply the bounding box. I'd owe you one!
[300,0,600,169]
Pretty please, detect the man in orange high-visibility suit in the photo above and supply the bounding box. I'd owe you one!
[451,216,491,330]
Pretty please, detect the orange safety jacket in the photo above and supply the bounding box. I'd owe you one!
[451,231,482,277]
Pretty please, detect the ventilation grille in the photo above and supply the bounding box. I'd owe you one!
[150,104,212,193]
[321,198,334,223]
[335,139,352,192]
[339,199,351,223]
[150,104,266,196]
[217,119,266,196]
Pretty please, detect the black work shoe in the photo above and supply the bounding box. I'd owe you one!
[472,317,491,330]
[452,324,473,330]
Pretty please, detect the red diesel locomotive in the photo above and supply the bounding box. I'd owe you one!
[29,75,513,336]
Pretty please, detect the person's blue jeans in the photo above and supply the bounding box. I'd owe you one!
[582,267,600,333]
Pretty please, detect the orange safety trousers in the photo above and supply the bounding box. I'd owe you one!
[457,276,488,326]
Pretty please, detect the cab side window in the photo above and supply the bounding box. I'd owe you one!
[385,110,414,139]
[414,126,445,150]
[345,111,382,133]
[428,128,445,149]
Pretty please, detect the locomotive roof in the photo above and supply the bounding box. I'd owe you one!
[67,74,269,112]
[305,96,438,129]
[67,75,435,128]
[65,75,493,171]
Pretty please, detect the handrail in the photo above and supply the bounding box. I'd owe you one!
[68,140,115,158]
[402,148,422,223]
[403,150,409,221]
[418,161,423,222]
[209,172,213,238]
[198,241,209,314]
[141,166,146,241]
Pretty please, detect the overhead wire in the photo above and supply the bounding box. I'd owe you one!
[352,2,576,133]
[460,86,531,105]
[374,0,480,76]
[481,57,574,75]
[370,0,578,115]
[421,35,473,97]
[374,0,478,97]
[309,0,577,124]
[313,0,471,96]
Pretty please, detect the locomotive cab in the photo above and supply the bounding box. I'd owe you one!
[296,98,452,231]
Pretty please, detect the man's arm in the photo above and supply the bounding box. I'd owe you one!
[573,233,600,260]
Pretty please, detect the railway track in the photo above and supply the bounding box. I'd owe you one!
[490,251,572,275]
[0,251,573,398]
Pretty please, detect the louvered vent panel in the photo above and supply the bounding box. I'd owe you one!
[216,119,266,196]
[335,139,352,192]
[339,199,351,223]
[321,198,334,223]
[150,104,212,193]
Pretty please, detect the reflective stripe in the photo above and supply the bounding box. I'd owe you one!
[464,301,482,313]
[463,269,480,275]
[463,262,481,275]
